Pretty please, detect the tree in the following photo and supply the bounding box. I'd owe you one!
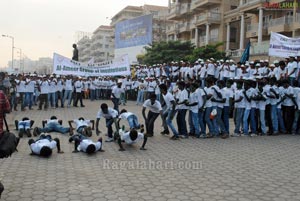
[140,41,228,65]
[141,41,195,65]
[186,42,227,63]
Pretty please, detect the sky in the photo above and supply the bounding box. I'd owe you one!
[0,0,168,68]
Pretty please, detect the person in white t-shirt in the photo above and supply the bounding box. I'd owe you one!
[62,75,73,107]
[111,81,124,113]
[74,77,85,107]
[28,134,64,157]
[175,81,189,138]
[117,128,147,151]
[142,93,163,137]
[33,116,73,136]
[96,103,119,142]
[38,76,50,110]
[232,80,245,136]
[69,134,103,154]
[68,117,95,137]
[118,109,143,130]
[15,117,35,138]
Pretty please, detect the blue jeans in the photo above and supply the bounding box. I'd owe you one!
[39,122,70,134]
[243,108,256,134]
[106,118,114,138]
[136,90,144,105]
[96,89,100,99]
[205,107,216,135]
[191,111,200,136]
[90,89,96,101]
[25,92,33,109]
[223,106,230,134]
[216,107,227,134]
[259,110,267,134]
[48,92,56,107]
[198,109,206,135]
[234,108,244,134]
[292,110,300,133]
[63,90,72,106]
[111,98,119,113]
[165,109,179,136]
[277,108,286,132]
[271,105,278,133]
[127,115,140,129]
[176,109,187,136]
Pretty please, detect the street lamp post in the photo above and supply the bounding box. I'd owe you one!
[2,34,14,70]
[14,47,22,73]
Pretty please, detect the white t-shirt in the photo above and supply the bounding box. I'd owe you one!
[195,88,205,108]
[188,91,199,113]
[111,86,124,98]
[96,108,118,119]
[162,92,175,110]
[287,61,298,78]
[119,129,144,145]
[65,79,73,91]
[143,99,162,113]
[223,87,234,107]
[119,112,134,120]
[175,89,189,110]
[206,63,215,76]
[39,80,49,94]
[30,139,57,155]
[234,89,245,108]
[282,86,295,106]
[74,119,91,130]
[74,80,83,93]
[77,139,101,152]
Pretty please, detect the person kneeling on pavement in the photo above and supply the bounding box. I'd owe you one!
[33,116,73,136]
[15,117,35,137]
[69,134,104,154]
[118,127,147,151]
[28,134,64,157]
[68,117,94,137]
[118,109,144,129]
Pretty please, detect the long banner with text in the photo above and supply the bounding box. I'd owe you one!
[53,53,130,76]
[269,32,300,58]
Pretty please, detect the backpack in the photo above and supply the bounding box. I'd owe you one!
[0,116,19,158]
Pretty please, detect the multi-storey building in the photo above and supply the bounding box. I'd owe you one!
[111,4,170,43]
[167,0,300,61]
[225,0,300,60]
[77,26,114,63]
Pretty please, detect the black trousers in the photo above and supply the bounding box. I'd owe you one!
[146,111,159,135]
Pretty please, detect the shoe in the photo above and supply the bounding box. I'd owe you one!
[250,133,257,137]
[18,130,24,138]
[170,135,179,140]
[146,133,153,137]
[221,134,229,139]
[81,105,85,107]
[105,137,114,142]
[181,135,188,139]
[33,127,40,136]
[232,133,240,137]
[26,129,32,137]
[199,134,206,138]
[0,181,4,199]
[160,130,169,135]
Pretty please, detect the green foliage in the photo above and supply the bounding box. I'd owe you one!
[141,41,195,65]
[140,41,228,65]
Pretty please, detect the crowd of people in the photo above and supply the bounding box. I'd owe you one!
[0,55,300,140]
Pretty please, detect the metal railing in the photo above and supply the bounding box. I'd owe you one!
[269,16,293,27]
[196,12,221,23]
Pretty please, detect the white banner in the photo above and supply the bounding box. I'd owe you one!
[269,32,300,58]
[53,53,131,76]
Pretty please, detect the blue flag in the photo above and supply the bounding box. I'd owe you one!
[240,42,250,64]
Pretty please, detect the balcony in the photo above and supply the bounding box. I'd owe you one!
[239,0,266,12]
[268,16,293,34]
[226,49,244,58]
[166,24,179,35]
[195,12,221,26]
[191,0,221,10]
[168,3,191,20]
[292,13,300,29]
[167,4,180,20]
[198,36,218,47]
[250,41,269,55]
[178,22,190,33]
[246,23,268,38]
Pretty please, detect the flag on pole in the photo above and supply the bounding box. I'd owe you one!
[240,41,250,64]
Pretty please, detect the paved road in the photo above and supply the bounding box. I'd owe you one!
[1,100,300,201]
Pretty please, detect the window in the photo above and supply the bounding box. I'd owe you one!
[105,45,109,48]
[263,15,272,27]
[230,27,237,43]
